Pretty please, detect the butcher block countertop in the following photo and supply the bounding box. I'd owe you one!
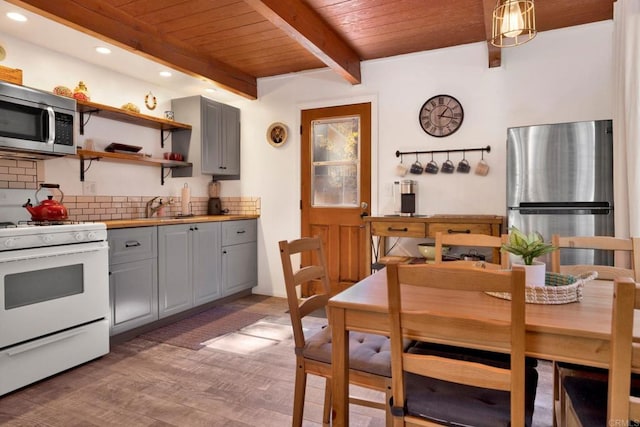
[104,215,259,229]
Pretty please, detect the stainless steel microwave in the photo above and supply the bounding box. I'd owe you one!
[0,81,76,159]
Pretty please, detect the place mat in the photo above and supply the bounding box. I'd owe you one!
[140,306,265,350]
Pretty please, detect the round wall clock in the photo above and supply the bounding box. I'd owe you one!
[267,122,288,147]
[419,94,464,137]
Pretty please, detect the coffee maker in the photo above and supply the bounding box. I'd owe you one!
[207,180,222,215]
[400,179,417,216]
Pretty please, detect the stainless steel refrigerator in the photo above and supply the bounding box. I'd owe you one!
[506,120,614,265]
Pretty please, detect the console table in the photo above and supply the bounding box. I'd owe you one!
[364,215,505,271]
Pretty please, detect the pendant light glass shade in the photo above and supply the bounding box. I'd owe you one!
[491,0,536,47]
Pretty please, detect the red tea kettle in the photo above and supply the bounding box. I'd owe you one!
[23,183,69,221]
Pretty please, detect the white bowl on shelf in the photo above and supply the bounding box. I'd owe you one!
[417,243,449,260]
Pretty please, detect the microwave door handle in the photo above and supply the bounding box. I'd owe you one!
[46,107,55,145]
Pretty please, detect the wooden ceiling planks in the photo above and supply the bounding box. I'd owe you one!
[6,0,614,100]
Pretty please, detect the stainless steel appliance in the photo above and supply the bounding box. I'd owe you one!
[0,81,76,159]
[506,120,614,265]
[0,222,109,396]
[207,179,222,215]
[400,179,417,216]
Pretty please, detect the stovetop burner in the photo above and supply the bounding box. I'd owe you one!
[18,219,90,226]
[0,220,93,228]
[0,221,107,251]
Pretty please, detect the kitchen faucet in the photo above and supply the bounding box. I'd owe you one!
[145,197,163,218]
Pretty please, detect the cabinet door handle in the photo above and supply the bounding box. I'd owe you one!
[125,241,141,247]
[387,227,408,232]
[222,250,227,254]
[236,230,246,234]
[447,229,471,234]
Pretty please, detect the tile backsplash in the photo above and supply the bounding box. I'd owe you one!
[64,195,260,221]
[0,159,260,221]
[0,159,42,189]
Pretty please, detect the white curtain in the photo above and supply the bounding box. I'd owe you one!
[613,0,640,238]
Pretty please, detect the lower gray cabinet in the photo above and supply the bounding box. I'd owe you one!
[107,219,254,334]
[158,222,221,319]
[108,227,158,335]
[221,220,257,296]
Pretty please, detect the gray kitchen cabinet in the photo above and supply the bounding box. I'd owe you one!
[108,227,158,335]
[158,222,221,319]
[221,220,257,296]
[171,95,240,179]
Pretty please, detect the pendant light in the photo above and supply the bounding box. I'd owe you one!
[491,0,536,47]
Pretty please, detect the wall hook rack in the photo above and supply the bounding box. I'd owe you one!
[395,145,491,158]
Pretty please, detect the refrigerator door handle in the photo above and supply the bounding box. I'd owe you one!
[510,206,613,215]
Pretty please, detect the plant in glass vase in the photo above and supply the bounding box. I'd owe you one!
[501,226,557,286]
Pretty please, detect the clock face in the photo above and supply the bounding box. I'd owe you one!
[419,95,464,137]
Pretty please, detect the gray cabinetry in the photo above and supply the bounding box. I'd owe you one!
[171,96,240,178]
[158,222,221,319]
[221,220,257,296]
[108,227,158,335]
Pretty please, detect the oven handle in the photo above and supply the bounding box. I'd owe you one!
[0,242,107,263]
[6,327,88,356]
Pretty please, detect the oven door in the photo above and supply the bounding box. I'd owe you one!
[0,241,109,349]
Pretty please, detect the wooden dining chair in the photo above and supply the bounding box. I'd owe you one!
[550,235,640,426]
[434,231,510,268]
[385,262,538,427]
[550,235,640,281]
[279,237,393,427]
[558,277,640,427]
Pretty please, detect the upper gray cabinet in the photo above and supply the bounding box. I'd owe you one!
[171,96,240,179]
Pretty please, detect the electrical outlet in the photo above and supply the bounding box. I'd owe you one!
[83,181,97,195]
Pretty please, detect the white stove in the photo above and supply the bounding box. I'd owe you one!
[0,222,107,251]
[0,220,109,396]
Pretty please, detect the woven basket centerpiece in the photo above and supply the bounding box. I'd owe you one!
[487,271,598,304]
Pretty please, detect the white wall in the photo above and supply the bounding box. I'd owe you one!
[1,21,614,298]
[237,21,614,297]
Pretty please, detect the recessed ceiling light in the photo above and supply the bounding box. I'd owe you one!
[159,71,172,77]
[95,46,111,54]
[205,88,217,93]
[6,12,27,22]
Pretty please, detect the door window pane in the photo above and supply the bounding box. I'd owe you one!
[311,116,360,207]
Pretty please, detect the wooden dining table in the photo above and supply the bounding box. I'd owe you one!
[327,265,639,426]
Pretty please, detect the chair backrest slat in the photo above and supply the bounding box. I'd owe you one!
[607,277,640,423]
[434,231,510,268]
[279,237,330,350]
[551,235,640,281]
[386,263,527,425]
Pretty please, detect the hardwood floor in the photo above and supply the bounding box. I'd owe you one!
[0,295,553,426]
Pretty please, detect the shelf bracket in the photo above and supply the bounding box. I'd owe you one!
[78,109,98,135]
[161,165,172,185]
[79,156,100,182]
[161,128,171,148]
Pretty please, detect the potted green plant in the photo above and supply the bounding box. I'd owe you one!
[501,226,557,286]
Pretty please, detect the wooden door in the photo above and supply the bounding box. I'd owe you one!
[301,103,371,296]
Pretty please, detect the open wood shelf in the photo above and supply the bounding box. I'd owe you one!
[77,149,192,185]
[76,100,191,133]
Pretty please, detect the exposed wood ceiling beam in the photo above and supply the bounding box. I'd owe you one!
[244,0,362,84]
[482,0,502,68]
[7,0,258,99]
